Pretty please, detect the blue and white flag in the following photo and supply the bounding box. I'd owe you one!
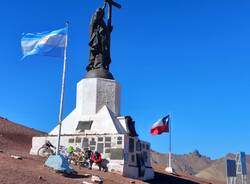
[21,27,67,59]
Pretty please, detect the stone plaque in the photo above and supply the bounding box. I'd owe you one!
[105,143,111,147]
[136,141,141,152]
[131,154,135,162]
[129,138,134,153]
[76,121,93,132]
[110,148,124,160]
[75,137,82,143]
[143,151,148,162]
[105,137,111,142]
[68,138,74,143]
[83,138,88,142]
[98,137,104,142]
[97,143,104,153]
[90,138,96,146]
[142,143,145,149]
[82,138,89,148]
[76,79,120,116]
[96,80,119,115]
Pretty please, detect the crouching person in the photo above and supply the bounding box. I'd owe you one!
[89,151,108,172]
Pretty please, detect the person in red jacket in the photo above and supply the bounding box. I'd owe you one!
[89,151,107,171]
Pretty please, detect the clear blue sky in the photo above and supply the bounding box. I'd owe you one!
[0,0,249,159]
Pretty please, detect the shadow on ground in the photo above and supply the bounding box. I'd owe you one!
[63,173,87,179]
[148,172,200,184]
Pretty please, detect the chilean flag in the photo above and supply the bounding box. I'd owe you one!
[150,115,170,135]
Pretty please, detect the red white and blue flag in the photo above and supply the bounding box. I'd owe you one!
[150,115,170,135]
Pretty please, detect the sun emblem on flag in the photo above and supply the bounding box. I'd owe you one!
[37,35,51,45]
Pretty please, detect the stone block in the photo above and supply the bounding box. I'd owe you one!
[76,78,120,116]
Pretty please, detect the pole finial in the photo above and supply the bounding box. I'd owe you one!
[65,21,69,27]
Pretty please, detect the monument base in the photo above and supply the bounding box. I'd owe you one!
[85,68,114,80]
[30,134,154,180]
[30,77,154,180]
[165,167,175,174]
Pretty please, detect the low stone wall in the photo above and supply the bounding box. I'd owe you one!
[30,133,154,180]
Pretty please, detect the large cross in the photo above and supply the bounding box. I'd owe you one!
[104,0,122,28]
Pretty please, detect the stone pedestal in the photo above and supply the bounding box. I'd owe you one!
[76,78,120,116]
[30,77,154,180]
[49,78,123,135]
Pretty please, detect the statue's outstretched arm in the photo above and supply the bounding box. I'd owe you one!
[102,2,107,11]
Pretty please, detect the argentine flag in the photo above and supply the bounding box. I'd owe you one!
[21,27,67,59]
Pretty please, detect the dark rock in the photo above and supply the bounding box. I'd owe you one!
[191,150,202,158]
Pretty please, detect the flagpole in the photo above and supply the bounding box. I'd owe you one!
[169,113,172,169]
[56,22,69,155]
[165,113,174,173]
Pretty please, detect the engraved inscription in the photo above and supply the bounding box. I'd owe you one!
[96,81,116,113]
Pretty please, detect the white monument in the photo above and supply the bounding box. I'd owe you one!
[30,0,154,180]
[30,77,154,180]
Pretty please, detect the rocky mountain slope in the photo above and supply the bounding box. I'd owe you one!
[151,150,213,175]
[196,154,250,182]
[151,150,250,183]
[0,116,46,154]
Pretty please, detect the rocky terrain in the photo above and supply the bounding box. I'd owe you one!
[0,116,225,184]
[151,149,250,183]
[196,154,250,183]
[151,150,213,175]
[0,116,46,154]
